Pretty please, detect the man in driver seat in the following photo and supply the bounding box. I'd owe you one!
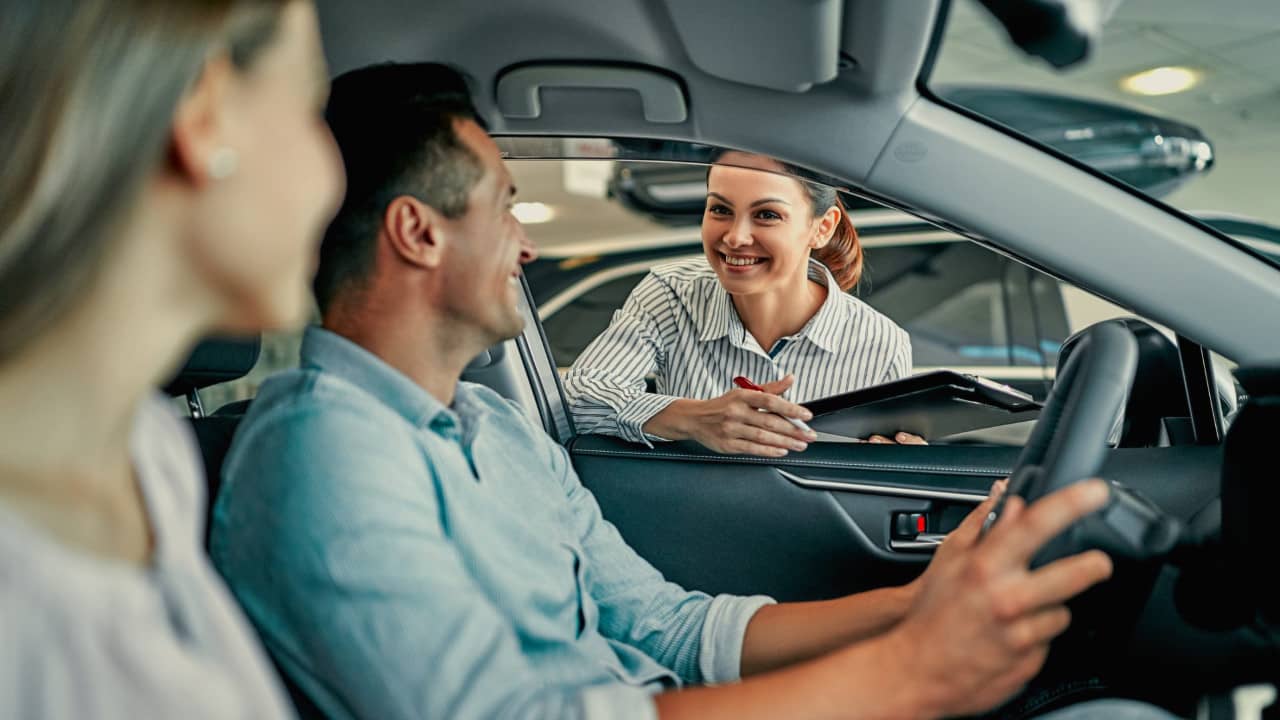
[210,62,1174,720]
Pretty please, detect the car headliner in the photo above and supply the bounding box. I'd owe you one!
[313,0,1280,363]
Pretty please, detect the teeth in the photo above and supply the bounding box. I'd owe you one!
[723,254,763,267]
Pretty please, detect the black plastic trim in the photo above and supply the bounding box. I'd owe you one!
[1177,336,1222,445]
[776,468,988,502]
[916,0,954,88]
[516,274,575,443]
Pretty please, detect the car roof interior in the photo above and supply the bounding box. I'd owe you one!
[315,0,1280,366]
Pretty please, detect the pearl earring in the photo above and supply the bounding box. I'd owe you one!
[208,147,239,180]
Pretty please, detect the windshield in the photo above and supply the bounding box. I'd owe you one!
[926,0,1280,265]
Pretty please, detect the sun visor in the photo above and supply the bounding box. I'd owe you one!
[662,0,842,92]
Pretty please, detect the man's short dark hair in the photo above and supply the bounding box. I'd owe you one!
[314,62,484,313]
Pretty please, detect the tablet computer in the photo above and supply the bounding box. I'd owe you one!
[800,370,1042,441]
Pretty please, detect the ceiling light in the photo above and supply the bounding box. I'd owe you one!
[1120,66,1201,96]
[512,202,555,224]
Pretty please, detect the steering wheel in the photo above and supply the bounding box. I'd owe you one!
[983,321,1182,567]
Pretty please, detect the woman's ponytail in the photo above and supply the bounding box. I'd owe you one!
[812,195,863,291]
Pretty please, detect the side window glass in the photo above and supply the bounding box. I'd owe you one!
[1028,271,1070,371]
[1003,265,1039,367]
[861,243,1019,368]
[541,272,649,368]
[509,153,1073,447]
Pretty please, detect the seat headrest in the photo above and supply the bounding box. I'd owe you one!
[164,336,261,397]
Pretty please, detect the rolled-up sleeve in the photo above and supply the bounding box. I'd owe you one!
[581,685,659,720]
[212,404,621,720]
[699,594,777,684]
[564,274,682,447]
[542,433,775,686]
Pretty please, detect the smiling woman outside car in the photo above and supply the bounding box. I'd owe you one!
[565,152,925,456]
[0,1,342,717]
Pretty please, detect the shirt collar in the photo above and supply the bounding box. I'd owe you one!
[799,259,853,354]
[695,257,849,354]
[696,279,739,344]
[299,326,452,429]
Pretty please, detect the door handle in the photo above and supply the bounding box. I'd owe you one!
[776,469,989,503]
[889,533,948,552]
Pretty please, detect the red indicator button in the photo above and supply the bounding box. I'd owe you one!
[916,515,926,533]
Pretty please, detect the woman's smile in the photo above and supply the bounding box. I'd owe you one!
[720,252,769,270]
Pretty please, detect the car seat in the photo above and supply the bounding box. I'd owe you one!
[163,335,261,540]
[164,336,328,719]
[1054,318,1191,447]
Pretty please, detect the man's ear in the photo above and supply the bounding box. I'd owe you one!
[811,205,841,250]
[170,55,235,187]
[383,195,446,270]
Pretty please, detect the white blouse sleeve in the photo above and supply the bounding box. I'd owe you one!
[563,273,684,446]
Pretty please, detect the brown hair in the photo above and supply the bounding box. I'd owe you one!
[804,189,863,292]
[0,0,288,363]
[707,152,864,291]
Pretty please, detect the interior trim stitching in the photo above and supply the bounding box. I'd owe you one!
[572,447,1011,476]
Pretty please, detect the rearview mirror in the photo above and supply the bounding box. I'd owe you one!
[973,0,1124,68]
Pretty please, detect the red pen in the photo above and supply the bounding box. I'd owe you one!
[732,376,815,434]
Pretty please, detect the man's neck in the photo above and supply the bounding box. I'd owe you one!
[324,303,485,409]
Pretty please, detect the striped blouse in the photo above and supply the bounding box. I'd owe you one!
[564,256,912,445]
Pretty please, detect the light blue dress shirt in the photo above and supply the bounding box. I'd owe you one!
[210,327,774,720]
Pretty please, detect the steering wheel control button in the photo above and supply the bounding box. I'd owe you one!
[1089,482,1182,560]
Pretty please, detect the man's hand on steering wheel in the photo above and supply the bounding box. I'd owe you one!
[885,480,1115,719]
[905,478,1007,601]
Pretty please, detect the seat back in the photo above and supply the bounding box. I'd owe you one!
[188,414,248,535]
[163,336,261,539]
[1055,318,1188,447]
[165,337,261,416]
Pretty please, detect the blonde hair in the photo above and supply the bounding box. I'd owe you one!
[0,0,287,363]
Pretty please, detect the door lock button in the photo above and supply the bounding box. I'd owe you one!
[893,512,928,538]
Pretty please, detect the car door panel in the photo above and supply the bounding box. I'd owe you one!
[572,435,1013,601]
[571,436,1221,603]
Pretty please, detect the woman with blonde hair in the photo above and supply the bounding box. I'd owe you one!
[0,0,343,715]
